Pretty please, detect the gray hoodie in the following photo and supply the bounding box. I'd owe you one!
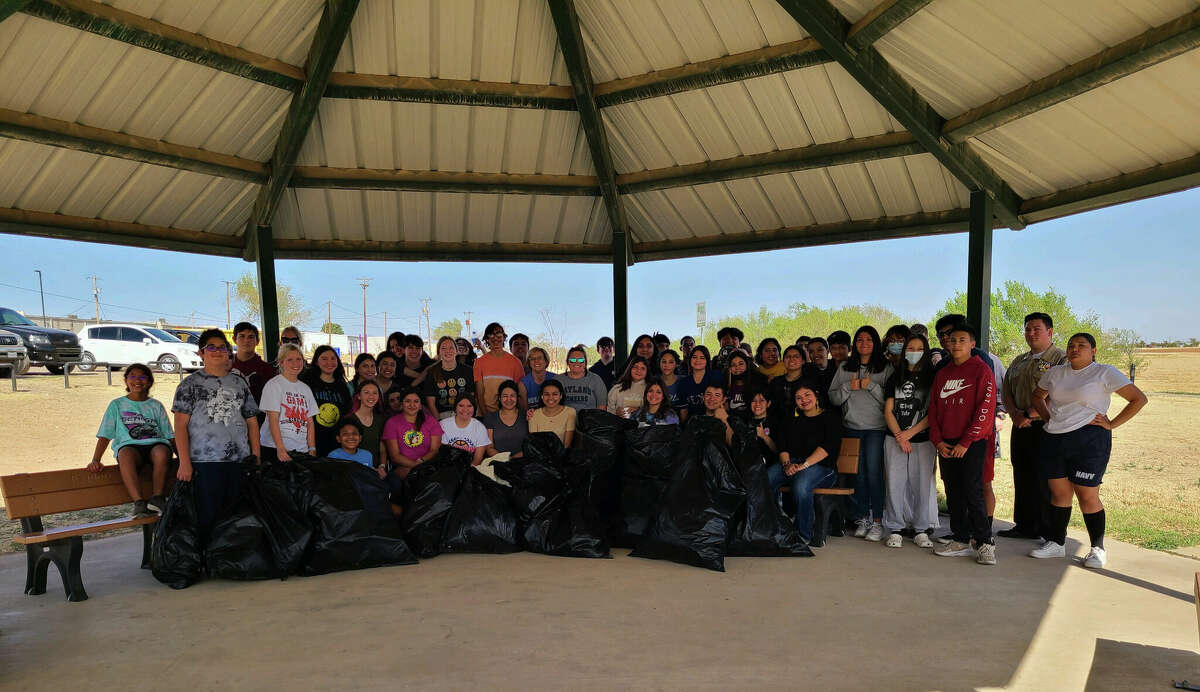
[828,362,893,431]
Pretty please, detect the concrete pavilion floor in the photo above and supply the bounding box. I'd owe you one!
[1,526,1197,691]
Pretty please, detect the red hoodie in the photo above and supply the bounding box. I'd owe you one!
[929,355,995,452]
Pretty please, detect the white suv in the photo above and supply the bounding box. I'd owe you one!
[77,324,204,374]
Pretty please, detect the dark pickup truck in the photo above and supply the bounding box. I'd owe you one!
[0,307,82,374]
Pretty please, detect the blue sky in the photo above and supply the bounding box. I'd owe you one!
[1,187,1196,344]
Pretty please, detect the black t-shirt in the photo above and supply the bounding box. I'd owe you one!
[727,371,767,414]
[305,376,352,456]
[748,413,778,462]
[885,371,931,443]
[776,408,842,469]
[421,363,475,415]
[801,362,836,404]
[767,373,803,418]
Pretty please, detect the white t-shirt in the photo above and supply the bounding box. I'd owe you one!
[258,374,318,452]
[1038,362,1131,434]
[439,416,491,452]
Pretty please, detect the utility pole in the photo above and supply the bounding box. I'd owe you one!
[464,311,472,340]
[420,298,432,353]
[356,277,371,354]
[327,300,332,345]
[88,274,101,321]
[34,270,46,326]
[383,311,387,337]
[189,311,195,327]
[221,280,234,329]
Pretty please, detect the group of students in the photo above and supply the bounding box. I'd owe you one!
[87,313,1146,566]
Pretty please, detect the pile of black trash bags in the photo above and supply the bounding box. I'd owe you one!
[153,412,812,587]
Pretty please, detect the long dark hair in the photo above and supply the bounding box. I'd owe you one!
[754,337,782,367]
[725,351,753,389]
[842,325,888,373]
[689,345,711,374]
[303,345,347,385]
[353,379,387,417]
[351,352,376,390]
[397,386,427,428]
[636,377,671,421]
[616,355,650,392]
[896,334,934,390]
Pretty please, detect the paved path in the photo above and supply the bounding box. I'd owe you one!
[1,528,1196,690]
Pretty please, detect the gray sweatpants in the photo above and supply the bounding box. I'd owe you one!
[882,436,940,533]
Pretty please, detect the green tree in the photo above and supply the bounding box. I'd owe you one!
[1102,327,1148,379]
[321,322,343,335]
[234,272,313,330]
[705,302,912,352]
[433,318,463,339]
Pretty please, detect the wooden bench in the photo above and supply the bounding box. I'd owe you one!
[810,437,860,547]
[1,466,168,601]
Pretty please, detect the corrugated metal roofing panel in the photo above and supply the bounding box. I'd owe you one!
[601,64,899,174]
[0,15,291,160]
[102,0,324,65]
[0,137,256,234]
[334,0,568,85]
[875,0,1199,117]
[275,188,604,246]
[577,0,806,83]
[298,100,592,175]
[970,49,1200,199]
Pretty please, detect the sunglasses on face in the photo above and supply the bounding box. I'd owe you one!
[126,375,149,382]
[567,357,586,364]
[281,337,301,344]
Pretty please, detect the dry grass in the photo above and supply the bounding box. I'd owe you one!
[1,353,1197,553]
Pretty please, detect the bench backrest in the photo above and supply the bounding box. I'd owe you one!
[0,467,156,520]
[836,437,860,475]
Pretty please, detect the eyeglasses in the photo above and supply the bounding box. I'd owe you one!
[126,374,149,382]
[567,357,586,364]
[936,330,953,338]
[281,337,301,344]
[202,345,230,353]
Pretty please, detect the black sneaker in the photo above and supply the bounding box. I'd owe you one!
[146,495,167,514]
[132,499,154,518]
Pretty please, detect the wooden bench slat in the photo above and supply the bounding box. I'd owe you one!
[813,488,854,495]
[3,482,154,520]
[13,515,158,544]
[1,467,139,498]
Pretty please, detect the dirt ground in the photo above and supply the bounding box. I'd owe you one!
[1,351,1198,551]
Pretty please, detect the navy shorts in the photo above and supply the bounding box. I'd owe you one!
[1039,425,1112,487]
[117,442,171,466]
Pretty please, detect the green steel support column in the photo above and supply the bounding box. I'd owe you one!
[253,224,280,363]
[612,230,630,367]
[966,190,993,353]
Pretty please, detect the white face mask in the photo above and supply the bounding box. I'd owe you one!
[904,351,924,366]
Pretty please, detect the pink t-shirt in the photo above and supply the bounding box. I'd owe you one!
[382,412,443,461]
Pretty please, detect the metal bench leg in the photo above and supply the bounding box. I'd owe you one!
[32,538,88,602]
[25,545,48,595]
[141,523,153,569]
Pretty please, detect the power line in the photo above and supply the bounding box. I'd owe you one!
[0,280,226,322]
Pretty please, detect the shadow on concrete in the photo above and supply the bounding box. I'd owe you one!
[1089,567,1194,603]
[1084,639,1200,691]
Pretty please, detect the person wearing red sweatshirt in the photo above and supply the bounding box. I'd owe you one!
[929,323,998,565]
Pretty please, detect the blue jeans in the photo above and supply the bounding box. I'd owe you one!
[767,462,836,541]
[846,428,885,522]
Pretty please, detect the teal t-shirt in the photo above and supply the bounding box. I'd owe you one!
[96,396,174,459]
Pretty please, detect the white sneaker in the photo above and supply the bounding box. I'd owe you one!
[1082,546,1107,569]
[865,523,885,542]
[853,520,869,538]
[935,540,973,557]
[885,533,903,548]
[976,542,997,565]
[1029,541,1066,559]
[913,532,934,549]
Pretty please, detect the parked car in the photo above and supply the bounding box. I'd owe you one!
[77,324,203,374]
[0,328,30,376]
[0,307,82,374]
[165,328,202,345]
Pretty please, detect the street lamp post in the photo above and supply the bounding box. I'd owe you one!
[34,270,46,327]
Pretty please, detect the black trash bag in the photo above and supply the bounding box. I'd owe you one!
[151,481,203,589]
[204,485,280,580]
[631,417,747,571]
[399,448,471,558]
[295,457,418,574]
[612,424,680,547]
[440,466,521,554]
[724,420,812,557]
[575,409,636,530]
[251,461,315,574]
[494,433,610,558]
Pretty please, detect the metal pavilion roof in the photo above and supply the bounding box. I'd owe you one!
[0,0,1196,264]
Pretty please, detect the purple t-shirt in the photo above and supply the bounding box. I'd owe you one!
[382,413,442,461]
